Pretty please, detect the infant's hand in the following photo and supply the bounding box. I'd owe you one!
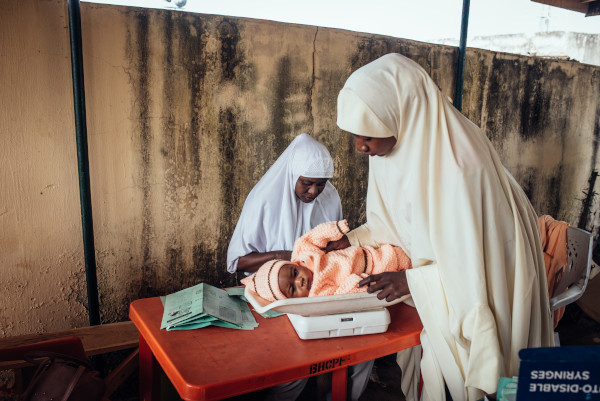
[324,235,351,253]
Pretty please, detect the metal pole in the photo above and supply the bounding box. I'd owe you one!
[67,0,101,326]
[454,0,471,112]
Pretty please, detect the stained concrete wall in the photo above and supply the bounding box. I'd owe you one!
[1,0,599,336]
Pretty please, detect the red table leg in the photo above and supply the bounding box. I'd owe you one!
[139,333,160,401]
[331,366,348,401]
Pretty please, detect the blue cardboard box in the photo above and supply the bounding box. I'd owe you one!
[517,346,600,400]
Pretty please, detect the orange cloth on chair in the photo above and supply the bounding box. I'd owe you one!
[538,214,569,327]
[292,220,412,297]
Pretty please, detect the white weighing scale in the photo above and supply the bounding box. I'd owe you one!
[244,288,411,340]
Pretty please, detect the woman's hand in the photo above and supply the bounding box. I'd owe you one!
[324,235,351,253]
[237,250,292,273]
[358,271,410,302]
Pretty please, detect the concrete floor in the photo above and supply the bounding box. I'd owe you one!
[359,353,405,401]
[554,303,600,347]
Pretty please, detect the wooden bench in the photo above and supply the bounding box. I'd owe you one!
[0,321,139,397]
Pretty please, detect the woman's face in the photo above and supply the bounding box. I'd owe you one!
[295,176,328,203]
[353,135,397,157]
[278,263,313,298]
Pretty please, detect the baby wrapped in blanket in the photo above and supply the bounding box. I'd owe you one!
[242,220,412,300]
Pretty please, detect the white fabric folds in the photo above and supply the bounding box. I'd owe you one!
[337,54,554,400]
[227,133,343,273]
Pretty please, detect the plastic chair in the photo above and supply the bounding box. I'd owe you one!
[549,226,593,345]
[549,226,593,311]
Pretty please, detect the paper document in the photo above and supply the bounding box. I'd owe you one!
[226,287,284,318]
[161,283,258,331]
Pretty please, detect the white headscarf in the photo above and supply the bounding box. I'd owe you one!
[337,54,553,400]
[227,133,343,273]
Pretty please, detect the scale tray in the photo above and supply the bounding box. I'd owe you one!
[244,287,410,317]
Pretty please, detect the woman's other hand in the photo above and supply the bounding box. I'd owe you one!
[325,235,351,253]
[277,250,293,260]
[358,271,409,302]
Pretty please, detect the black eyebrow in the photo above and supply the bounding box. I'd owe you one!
[301,179,327,184]
[290,267,295,294]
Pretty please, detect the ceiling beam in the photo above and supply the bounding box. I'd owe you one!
[531,0,600,16]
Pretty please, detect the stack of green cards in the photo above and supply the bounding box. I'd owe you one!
[160,283,258,331]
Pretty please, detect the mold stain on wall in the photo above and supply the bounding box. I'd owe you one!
[183,16,205,192]
[483,55,517,144]
[463,52,488,127]
[269,56,294,154]
[158,15,251,289]
[578,170,598,230]
[349,37,435,80]
[218,19,242,82]
[161,13,181,293]
[519,60,551,141]
[578,89,600,231]
[305,28,319,132]
[160,11,208,293]
[217,107,240,265]
[349,38,394,74]
[129,11,158,298]
[335,131,369,228]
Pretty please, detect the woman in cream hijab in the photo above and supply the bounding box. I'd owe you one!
[334,54,554,401]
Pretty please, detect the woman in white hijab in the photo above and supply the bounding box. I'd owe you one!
[333,54,554,401]
[227,133,343,274]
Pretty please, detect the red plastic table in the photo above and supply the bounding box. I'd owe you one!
[129,296,422,401]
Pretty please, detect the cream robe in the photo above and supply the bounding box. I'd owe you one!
[337,54,554,400]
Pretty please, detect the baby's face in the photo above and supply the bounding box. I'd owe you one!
[278,264,313,298]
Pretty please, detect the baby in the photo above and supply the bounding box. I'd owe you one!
[242,220,411,300]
